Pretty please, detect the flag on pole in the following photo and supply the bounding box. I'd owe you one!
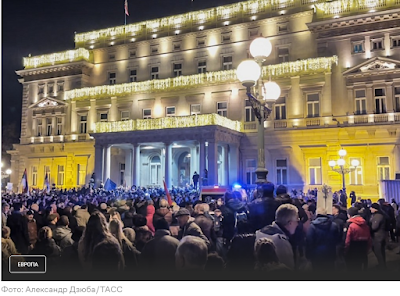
[44,173,50,193]
[104,178,117,191]
[124,0,129,16]
[163,180,173,206]
[21,168,29,195]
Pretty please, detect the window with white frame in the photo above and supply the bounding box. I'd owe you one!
[248,28,259,39]
[151,66,159,79]
[198,60,207,73]
[38,84,44,94]
[37,118,43,136]
[191,104,201,115]
[349,157,363,185]
[129,69,137,82]
[56,117,63,135]
[173,41,181,51]
[245,99,255,122]
[99,112,108,122]
[276,159,288,185]
[173,63,182,77]
[394,87,400,112]
[121,111,130,121]
[275,97,286,120]
[151,45,159,54]
[277,23,288,33]
[109,72,116,85]
[246,159,257,185]
[352,41,365,53]
[120,163,125,185]
[392,36,400,48]
[80,115,87,134]
[371,38,384,50]
[77,164,86,186]
[143,109,152,119]
[221,32,231,43]
[166,106,176,117]
[57,165,64,186]
[32,166,38,186]
[44,166,51,183]
[374,88,386,114]
[377,157,390,180]
[222,56,232,70]
[46,118,52,136]
[217,102,228,117]
[307,93,320,118]
[355,89,367,115]
[309,158,322,185]
[278,47,289,63]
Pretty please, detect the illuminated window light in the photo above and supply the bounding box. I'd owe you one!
[152,34,157,39]
[224,21,229,26]
[175,30,180,35]
[90,45,94,49]
[199,26,204,31]
[251,16,256,21]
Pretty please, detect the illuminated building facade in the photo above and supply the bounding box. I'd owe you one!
[9,0,400,198]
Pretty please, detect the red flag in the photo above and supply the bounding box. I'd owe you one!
[163,180,173,206]
[124,0,129,16]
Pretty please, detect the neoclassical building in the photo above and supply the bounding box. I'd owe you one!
[9,0,400,199]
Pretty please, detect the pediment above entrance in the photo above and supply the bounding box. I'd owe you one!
[29,97,67,109]
[343,57,400,77]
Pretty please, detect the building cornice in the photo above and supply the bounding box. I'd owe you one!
[16,61,94,77]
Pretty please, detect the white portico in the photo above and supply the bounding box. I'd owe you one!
[91,114,243,188]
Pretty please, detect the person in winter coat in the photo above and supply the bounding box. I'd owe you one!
[152,199,173,226]
[7,203,30,254]
[60,226,85,273]
[220,191,248,247]
[194,203,216,248]
[25,210,38,250]
[226,233,256,271]
[378,199,396,242]
[255,204,299,270]
[247,183,280,232]
[53,215,74,250]
[306,208,340,271]
[344,207,371,271]
[75,205,90,227]
[145,200,156,235]
[369,203,387,270]
[140,218,180,271]
[175,208,210,247]
[254,237,291,273]
[30,226,61,270]
[30,204,45,230]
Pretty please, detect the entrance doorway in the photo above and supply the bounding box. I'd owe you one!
[150,156,161,186]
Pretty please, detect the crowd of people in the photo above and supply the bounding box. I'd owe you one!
[1,183,400,280]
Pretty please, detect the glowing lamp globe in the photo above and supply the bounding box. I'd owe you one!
[337,159,345,166]
[263,81,281,101]
[236,60,261,87]
[338,149,347,157]
[5,169,12,175]
[351,159,360,167]
[329,160,336,167]
[250,37,272,61]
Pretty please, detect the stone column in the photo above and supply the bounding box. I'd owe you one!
[51,117,56,136]
[133,145,140,187]
[224,144,229,186]
[103,145,111,181]
[289,76,302,119]
[385,82,394,113]
[94,144,103,184]
[71,101,77,133]
[88,99,97,133]
[199,140,206,185]
[366,84,374,114]
[229,144,239,185]
[110,97,118,121]
[124,147,133,187]
[207,140,218,186]
[164,143,172,188]
[322,72,332,117]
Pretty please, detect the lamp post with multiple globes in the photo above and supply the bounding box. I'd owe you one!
[328,148,359,195]
[236,37,281,184]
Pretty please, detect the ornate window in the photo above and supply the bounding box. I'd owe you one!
[307,93,320,118]
[198,60,207,73]
[222,56,232,70]
[309,158,322,185]
[191,104,201,115]
[57,165,64,186]
[143,109,152,119]
[349,158,363,185]
[109,72,116,85]
[245,99,255,122]
[129,69,137,82]
[217,102,228,117]
[275,97,286,120]
[151,66,159,80]
[377,157,390,180]
[77,164,86,186]
[374,88,386,114]
[355,89,367,115]
[276,159,288,185]
[246,159,256,185]
[80,115,87,134]
[166,106,176,117]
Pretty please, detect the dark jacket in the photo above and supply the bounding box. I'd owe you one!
[178,217,210,247]
[369,212,386,241]
[30,238,61,269]
[27,219,38,246]
[53,226,74,249]
[153,208,173,226]
[221,198,247,242]
[306,215,340,263]
[332,211,348,241]
[7,211,30,254]
[247,197,280,232]
[32,210,46,230]
[140,229,179,271]
[194,213,216,245]
[121,239,141,272]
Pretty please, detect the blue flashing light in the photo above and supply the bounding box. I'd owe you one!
[233,183,242,189]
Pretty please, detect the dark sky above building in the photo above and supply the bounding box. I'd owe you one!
[2,0,237,133]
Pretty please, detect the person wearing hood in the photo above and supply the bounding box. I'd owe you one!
[344,207,371,271]
[175,208,210,247]
[256,204,299,270]
[145,199,156,235]
[369,203,387,270]
[152,199,173,226]
[305,208,340,271]
[53,215,74,250]
[75,205,90,227]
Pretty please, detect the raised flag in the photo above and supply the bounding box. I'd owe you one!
[124,0,129,16]
[21,168,29,194]
[44,173,50,193]
[163,180,173,206]
[104,178,117,191]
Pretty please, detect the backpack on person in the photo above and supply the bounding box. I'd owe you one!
[233,210,248,234]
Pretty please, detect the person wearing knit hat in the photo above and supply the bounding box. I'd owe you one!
[344,206,371,271]
[370,202,387,269]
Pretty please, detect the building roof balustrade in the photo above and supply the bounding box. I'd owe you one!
[93,114,243,133]
[23,48,92,69]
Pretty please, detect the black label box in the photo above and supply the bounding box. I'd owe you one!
[9,255,46,274]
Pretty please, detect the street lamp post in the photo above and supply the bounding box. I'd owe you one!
[236,37,281,184]
[328,148,359,195]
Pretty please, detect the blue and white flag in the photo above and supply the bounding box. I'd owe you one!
[104,178,117,191]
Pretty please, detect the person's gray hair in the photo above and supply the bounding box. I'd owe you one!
[175,235,208,270]
[316,208,327,216]
[275,204,298,226]
[159,199,168,208]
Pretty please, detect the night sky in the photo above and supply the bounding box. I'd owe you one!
[1,0,237,148]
